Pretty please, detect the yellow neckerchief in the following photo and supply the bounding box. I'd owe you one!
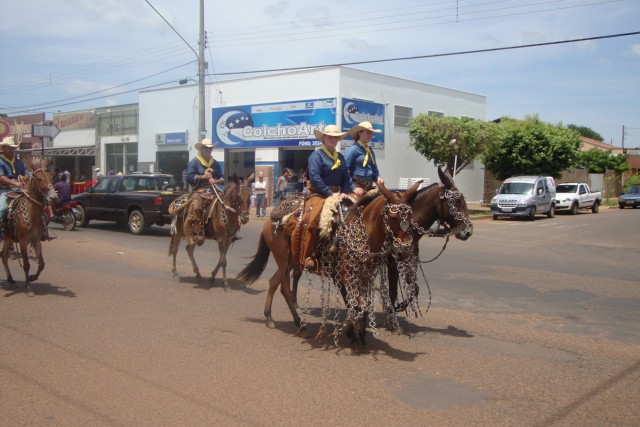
[0,154,16,175]
[195,153,214,170]
[357,140,375,167]
[321,145,340,170]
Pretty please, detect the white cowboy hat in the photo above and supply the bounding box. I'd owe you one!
[195,138,216,150]
[0,136,19,148]
[94,167,101,171]
[313,124,347,142]
[348,121,382,140]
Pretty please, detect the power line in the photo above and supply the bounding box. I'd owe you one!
[207,31,640,77]
[4,29,637,115]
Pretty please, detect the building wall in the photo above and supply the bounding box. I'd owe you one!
[139,66,486,201]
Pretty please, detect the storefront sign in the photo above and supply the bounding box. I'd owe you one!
[156,132,187,145]
[341,98,385,149]
[53,111,96,131]
[212,98,337,148]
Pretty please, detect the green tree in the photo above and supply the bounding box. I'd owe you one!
[409,115,497,175]
[624,174,640,190]
[483,116,581,181]
[578,148,612,173]
[567,124,604,141]
[577,149,629,174]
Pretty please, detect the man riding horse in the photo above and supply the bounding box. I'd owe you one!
[0,136,53,241]
[184,138,224,245]
[290,125,365,273]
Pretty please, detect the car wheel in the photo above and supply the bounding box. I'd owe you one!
[128,210,148,235]
[547,204,555,218]
[76,205,89,227]
[591,202,600,213]
[63,211,76,231]
[569,202,578,215]
[619,204,625,209]
[492,214,499,220]
[528,206,536,221]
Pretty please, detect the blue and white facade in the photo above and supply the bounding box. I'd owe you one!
[139,66,486,201]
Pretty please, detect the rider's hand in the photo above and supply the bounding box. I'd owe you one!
[377,177,384,186]
[202,172,212,181]
[353,187,365,198]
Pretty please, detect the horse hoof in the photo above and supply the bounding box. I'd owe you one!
[266,320,276,329]
[27,290,35,297]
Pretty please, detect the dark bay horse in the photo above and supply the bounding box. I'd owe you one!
[237,182,421,346]
[387,167,473,316]
[1,158,57,296]
[169,176,252,289]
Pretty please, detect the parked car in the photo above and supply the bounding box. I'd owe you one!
[555,183,601,214]
[72,173,185,234]
[491,175,556,220]
[618,184,640,209]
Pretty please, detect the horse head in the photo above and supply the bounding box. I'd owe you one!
[368,181,421,257]
[24,158,57,204]
[436,167,473,241]
[229,174,252,225]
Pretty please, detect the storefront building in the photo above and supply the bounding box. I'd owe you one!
[139,66,487,201]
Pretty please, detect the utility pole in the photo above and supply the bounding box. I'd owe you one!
[145,0,206,144]
[198,0,206,144]
[621,125,625,149]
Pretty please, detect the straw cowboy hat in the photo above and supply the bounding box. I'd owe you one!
[313,125,347,142]
[0,136,19,148]
[195,138,216,150]
[348,121,381,140]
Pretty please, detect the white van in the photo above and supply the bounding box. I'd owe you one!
[491,175,556,220]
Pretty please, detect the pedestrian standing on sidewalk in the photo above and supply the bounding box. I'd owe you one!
[254,171,267,217]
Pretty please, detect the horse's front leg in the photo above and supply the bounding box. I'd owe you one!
[185,243,201,282]
[210,239,228,290]
[19,243,34,297]
[28,241,45,283]
[291,268,302,311]
[1,241,16,287]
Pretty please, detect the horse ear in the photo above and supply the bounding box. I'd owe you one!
[401,180,422,202]
[246,173,255,183]
[377,181,401,202]
[438,166,455,188]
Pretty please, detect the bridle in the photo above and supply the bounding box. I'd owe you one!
[18,168,56,206]
[381,201,415,256]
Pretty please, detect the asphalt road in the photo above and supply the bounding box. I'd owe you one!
[1,207,638,426]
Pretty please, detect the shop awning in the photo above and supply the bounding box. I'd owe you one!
[20,145,96,156]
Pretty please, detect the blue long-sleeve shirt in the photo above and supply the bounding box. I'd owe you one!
[186,156,223,190]
[307,149,355,197]
[344,142,381,181]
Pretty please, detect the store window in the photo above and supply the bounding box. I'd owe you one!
[106,143,138,174]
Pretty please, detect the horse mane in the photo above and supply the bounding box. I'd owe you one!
[407,182,438,203]
[355,188,381,208]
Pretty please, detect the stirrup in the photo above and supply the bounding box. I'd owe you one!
[304,257,318,272]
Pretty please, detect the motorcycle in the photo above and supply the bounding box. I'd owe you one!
[50,200,78,231]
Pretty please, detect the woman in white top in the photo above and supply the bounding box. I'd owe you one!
[254,171,268,217]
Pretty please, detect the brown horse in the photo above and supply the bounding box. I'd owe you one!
[236,182,421,346]
[169,175,252,289]
[387,167,473,316]
[1,158,57,296]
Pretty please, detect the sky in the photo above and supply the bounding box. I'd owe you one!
[1,0,639,148]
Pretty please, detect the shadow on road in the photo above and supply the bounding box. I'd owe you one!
[1,281,77,298]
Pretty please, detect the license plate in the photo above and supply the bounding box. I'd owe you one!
[502,207,512,213]
[627,201,634,205]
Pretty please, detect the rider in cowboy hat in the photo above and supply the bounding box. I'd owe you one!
[291,125,364,272]
[184,138,224,245]
[345,121,384,192]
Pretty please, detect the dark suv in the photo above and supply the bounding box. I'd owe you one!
[618,184,640,209]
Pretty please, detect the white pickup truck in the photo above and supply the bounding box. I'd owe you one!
[555,183,601,214]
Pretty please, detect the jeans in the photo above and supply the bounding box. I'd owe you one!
[0,190,12,223]
[255,193,266,216]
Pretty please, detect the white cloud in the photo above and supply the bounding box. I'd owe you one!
[631,44,640,57]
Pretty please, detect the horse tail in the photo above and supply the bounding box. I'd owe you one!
[236,234,271,285]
